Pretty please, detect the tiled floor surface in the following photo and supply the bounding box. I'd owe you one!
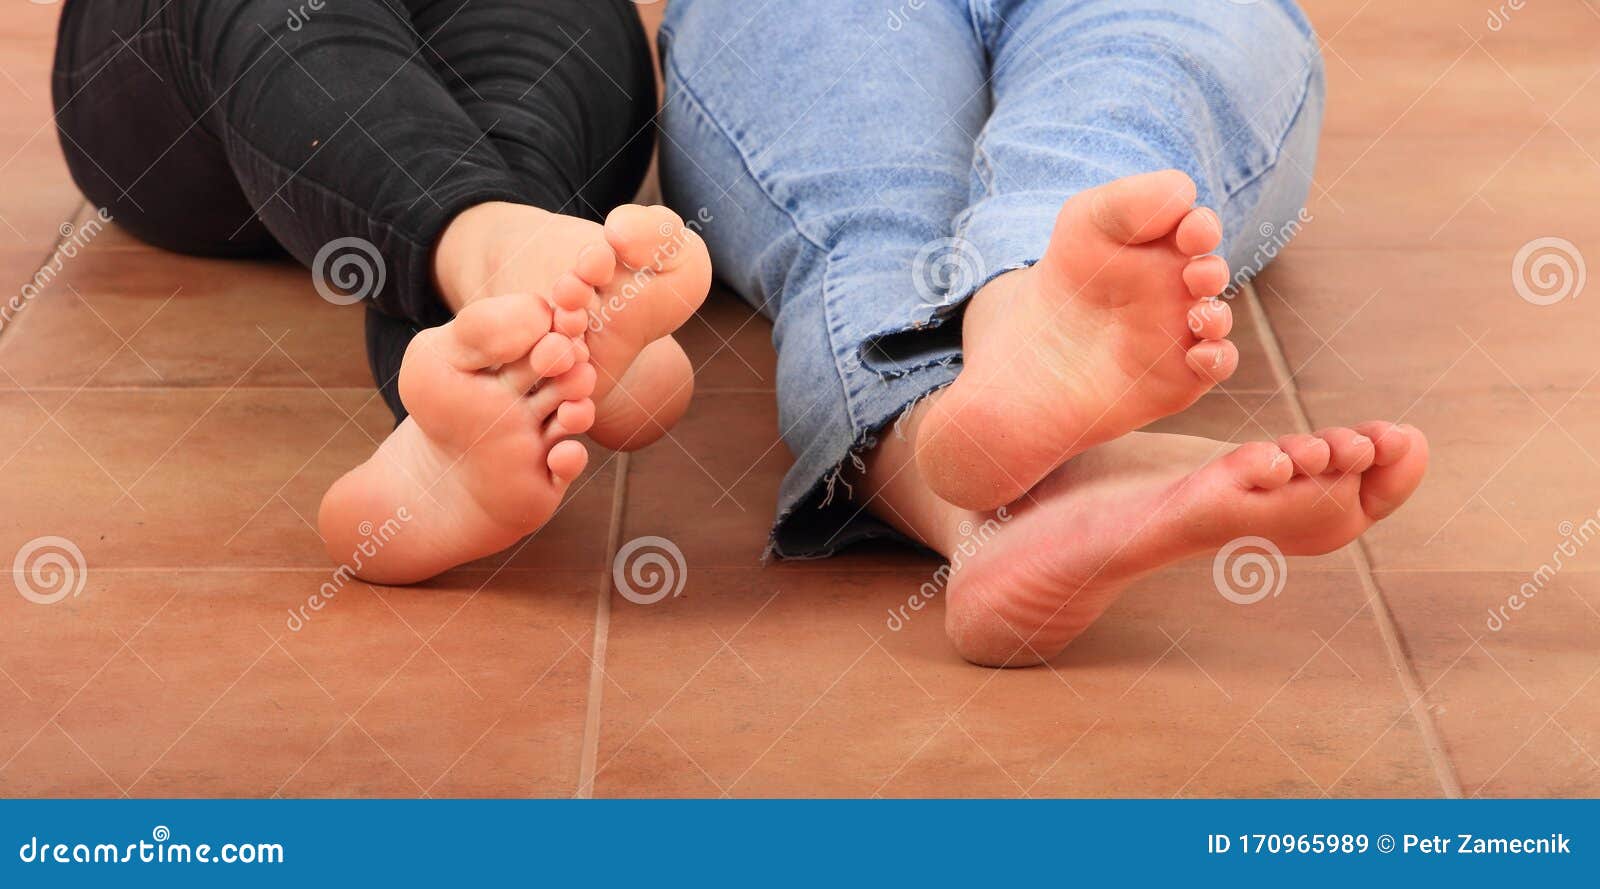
[2,2,1598,798]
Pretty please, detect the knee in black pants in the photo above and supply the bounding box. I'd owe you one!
[52,4,279,258]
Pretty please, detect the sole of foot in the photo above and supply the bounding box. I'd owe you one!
[317,290,596,584]
[939,423,1428,667]
[435,201,712,452]
[916,169,1237,511]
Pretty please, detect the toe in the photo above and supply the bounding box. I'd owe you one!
[1073,169,1197,246]
[1175,207,1223,255]
[1317,427,1377,474]
[1186,298,1232,339]
[1358,425,1429,520]
[552,270,596,313]
[1275,433,1332,477]
[526,332,582,379]
[548,398,596,437]
[575,242,616,288]
[1182,255,1230,298]
[498,332,579,394]
[1185,338,1238,383]
[546,438,589,485]
[605,204,687,271]
[553,307,588,338]
[1222,441,1294,490]
[531,362,597,413]
[1353,420,1413,467]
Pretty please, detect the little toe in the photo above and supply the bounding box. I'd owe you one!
[1186,298,1232,340]
[1275,433,1331,477]
[1317,427,1377,474]
[1182,255,1230,298]
[1185,338,1238,383]
[1353,420,1413,467]
[1223,441,1294,490]
[546,438,588,485]
[1358,425,1429,520]
[1175,207,1223,256]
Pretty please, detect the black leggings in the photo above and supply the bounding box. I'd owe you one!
[51,0,656,420]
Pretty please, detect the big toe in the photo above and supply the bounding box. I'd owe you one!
[1072,169,1198,246]
[1358,425,1428,520]
[605,204,688,271]
[602,204,712,320]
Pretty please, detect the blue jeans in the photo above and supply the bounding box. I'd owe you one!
[659,0,1325,558]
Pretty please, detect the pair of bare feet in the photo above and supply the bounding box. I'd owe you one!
[317,170,1429,670]
[317,201,712,582]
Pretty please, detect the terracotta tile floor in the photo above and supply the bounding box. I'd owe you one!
[2,2,1596,798]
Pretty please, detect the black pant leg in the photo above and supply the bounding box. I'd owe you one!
[406,0,658,222]
[52,0,657,423]
[365,0,660,421]
[51,0,280,257]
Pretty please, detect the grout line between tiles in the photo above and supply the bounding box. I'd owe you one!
[1245,281,1464,798]
[576,451,628,799]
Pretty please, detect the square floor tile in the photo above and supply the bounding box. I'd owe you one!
[0,569,597,797]
[592,567,1441,797]
[1380,571,1600,797]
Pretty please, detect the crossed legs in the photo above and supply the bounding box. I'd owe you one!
[662,0,1428,665]
[53,0,711,582]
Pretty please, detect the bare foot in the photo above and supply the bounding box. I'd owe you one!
[317,291,595,584]
[434,201,712,450]
[865,409,1429,667]
[916,169,1236,511]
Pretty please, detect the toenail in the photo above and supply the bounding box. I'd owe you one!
[1270,450,1290,467]
[1352,435,1372,448]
